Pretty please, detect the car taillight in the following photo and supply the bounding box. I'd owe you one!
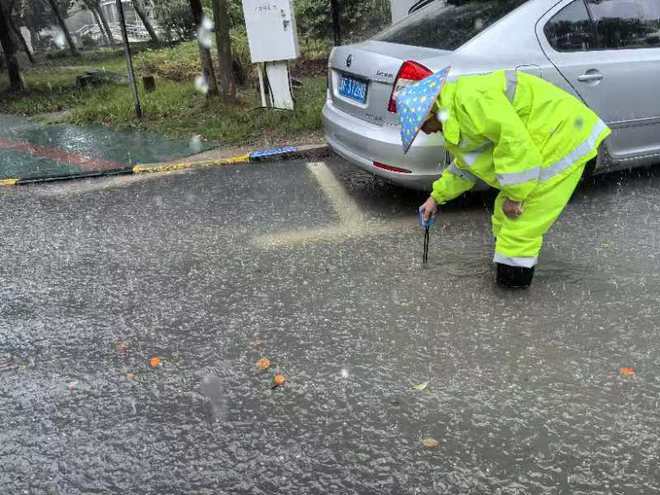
[387,60,433,113]
[373,162,412,174]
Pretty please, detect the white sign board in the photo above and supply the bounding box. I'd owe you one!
[242,0,300,63]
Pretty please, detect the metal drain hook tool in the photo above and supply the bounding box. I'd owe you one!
[418,207,435,267]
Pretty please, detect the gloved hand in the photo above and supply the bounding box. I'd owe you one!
[503,198,523,219]
[419,196,438,222]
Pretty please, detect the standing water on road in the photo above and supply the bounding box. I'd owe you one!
[0,113,208,180]
[1,157,660,493]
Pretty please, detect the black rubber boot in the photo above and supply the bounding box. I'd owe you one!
[496,263,535,289]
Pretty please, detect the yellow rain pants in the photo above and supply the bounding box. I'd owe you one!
[491,161,585,267]
[430,70,611,267]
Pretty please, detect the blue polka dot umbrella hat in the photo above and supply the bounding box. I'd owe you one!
[396,66,451,154]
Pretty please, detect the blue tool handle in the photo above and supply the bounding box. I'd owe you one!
[418,207,435,229]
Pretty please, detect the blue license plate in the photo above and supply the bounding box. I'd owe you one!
[338,75,368,104]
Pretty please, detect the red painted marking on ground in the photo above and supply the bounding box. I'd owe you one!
[0,137,127,172]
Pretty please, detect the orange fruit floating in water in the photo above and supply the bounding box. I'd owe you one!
[273,374,286,387]
[149,356,161,368]
[619,367,636,378]
[256,358,271,370]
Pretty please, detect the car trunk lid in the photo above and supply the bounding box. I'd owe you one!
[328,41,452,126]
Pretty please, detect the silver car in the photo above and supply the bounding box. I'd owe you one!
[322,0,660,190]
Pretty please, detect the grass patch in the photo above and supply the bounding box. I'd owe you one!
[0,42,327,147]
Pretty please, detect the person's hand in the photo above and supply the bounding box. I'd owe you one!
[419,196,438,222]
[503,198,523,219]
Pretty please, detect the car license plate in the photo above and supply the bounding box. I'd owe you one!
[338,75,368,104]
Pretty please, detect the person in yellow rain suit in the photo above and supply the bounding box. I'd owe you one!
[400,68,611,288]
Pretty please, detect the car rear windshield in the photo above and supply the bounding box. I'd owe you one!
[373,0,528,51]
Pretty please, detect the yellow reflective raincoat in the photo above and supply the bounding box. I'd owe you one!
[431,70,611,268]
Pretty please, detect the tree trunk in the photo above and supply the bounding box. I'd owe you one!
[94,2,116,46]
[132,0,159,44]
[7,0,35,63]
[211,0,235,101]
[189,0,218,96]
[0,1,24,91]
[18,0,37,52]
[90,6,110,46]
[44,0,79,57]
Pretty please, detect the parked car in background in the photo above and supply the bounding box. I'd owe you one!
[322,0,660,190]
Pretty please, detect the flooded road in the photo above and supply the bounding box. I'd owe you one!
[1,156,659,494]
[0,113,204,180]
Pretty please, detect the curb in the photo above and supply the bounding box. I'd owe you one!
[0,144,329,187]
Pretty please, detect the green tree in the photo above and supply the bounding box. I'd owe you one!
[153,0,196,41]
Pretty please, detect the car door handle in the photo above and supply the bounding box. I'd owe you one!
[577,72,604,82]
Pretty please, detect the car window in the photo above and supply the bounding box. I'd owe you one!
[544,0,596,52]
[373,0,528,51]
[587,0,660,49]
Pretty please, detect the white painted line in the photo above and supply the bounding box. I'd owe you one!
[252,161,417,248]
[253,218,415,248]
[306,161,367,227]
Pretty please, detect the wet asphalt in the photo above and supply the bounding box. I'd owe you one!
[1,155,660,494]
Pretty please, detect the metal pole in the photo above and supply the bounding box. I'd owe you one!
[257,63,268,108]
[330,0,342,46]
[115,0,142,119]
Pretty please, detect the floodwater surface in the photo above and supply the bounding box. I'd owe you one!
[0,113,205,179]
[0,157,659,494]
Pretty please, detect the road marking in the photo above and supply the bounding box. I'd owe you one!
[305,161,366,227]
[253,161,415,248]
[253,219,414,248]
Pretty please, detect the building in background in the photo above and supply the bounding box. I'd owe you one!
[57,0,155,46]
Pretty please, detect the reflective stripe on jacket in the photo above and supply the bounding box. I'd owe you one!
[431,70,611,205]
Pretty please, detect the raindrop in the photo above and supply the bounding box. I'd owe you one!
[189,134,203,153]
[474,18,484,30]
[197,27,213,49]
[340,368,349,379]
[195,75,209,95]
[574,117,584,129]
[201,15,214,31]
[437,108,450,123]
[54,31,66,49]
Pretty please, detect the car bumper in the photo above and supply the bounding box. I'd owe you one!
[322,100,448,191]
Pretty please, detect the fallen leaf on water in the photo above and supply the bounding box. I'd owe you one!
[272,374,286,388]
[149,356,162,368]
[619,367,636,378]
[422,437,440,449]
[413,381,429,391]
[256,358,271,370]
[127,373,136,380]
